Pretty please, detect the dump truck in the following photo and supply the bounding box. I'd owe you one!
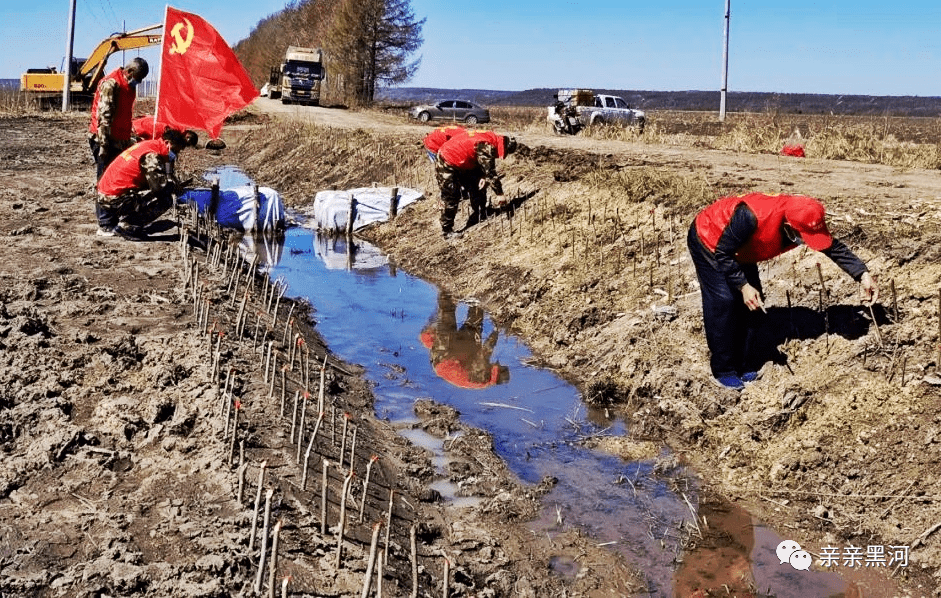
[20,24,162,102]
[547,89,645,134]
[267,46,325,105]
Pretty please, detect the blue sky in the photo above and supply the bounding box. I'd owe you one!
[3,0,940,96]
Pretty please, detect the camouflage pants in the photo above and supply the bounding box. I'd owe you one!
[434,155,487,233]
[96,187,173,230]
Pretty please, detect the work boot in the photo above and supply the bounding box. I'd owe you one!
[115,224,149,241]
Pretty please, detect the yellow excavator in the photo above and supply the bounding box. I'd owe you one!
[20,24,162,101]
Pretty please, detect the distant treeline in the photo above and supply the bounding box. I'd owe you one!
[378,87,941,117]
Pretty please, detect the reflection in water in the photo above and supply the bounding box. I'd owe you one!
[420,292,510,389]
[313,234,388,271]
[208,165,879,598]
[237,231,285,272]
[673,495,758,597]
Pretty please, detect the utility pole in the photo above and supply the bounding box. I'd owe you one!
[62,0,78,111]
[719,0,730,122]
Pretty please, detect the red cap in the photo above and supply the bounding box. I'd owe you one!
[783,196,832,251]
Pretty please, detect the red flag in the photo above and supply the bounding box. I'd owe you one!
[157,6,257,139]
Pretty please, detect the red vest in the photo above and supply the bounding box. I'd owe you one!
[88,68,135,142]
[97,139,169,196]
[132,116,177,140]
[434,359,500,390]
[695,193,821,263]
[419,328,499,389]
[423,125,466,153]
[438,131,506,169]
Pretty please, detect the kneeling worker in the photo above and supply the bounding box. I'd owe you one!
[95,129,189,239]
[687,193,878,390]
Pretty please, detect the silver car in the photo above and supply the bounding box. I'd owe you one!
[409,100,491,124]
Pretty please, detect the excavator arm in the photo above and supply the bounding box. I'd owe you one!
[20,23,162,97]
[80,24,162,93]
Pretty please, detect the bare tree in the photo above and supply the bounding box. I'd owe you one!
[234,0,340,89]
[326,0,424,105]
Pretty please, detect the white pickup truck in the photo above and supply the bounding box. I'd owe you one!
[547,89,646,133]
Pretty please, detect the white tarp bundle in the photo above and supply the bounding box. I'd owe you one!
[313,235,389,271]
[180,185,286,233]
[304,186,424,233]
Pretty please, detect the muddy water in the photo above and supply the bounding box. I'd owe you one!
[202,167,873,597]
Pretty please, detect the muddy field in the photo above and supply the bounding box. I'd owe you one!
[2,103,941,597]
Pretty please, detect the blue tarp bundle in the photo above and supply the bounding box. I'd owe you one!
[180,185,286,233]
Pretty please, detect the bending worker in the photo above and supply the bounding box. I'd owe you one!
[95,129,189,239]
[435,130,517,237]
[132,115,199,148]
[687,192,878,390]
[423,124,465,163]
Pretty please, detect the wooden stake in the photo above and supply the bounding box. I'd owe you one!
[268,352,278,402]
[384,488,394,563]
[318,355,327,413]
[254,488,274,593]
[249,461,267,551]
[290,390,300,438]
[410,524,419,598]
[279,367,287,416]
[339,413,350,469]
[443,556,450,598]
[229,401,240,466]
[302,410,325,491]
[816,262,827,311]
[321,459,330,535]
[267,520,282,598]
[360,522,382,598]
[264,341,274,383]
[890,279,898,321]
[335,470,355,568]
[349,424,358,474]
[237,462,248,503]
[296,392,308,463]
[359,455,378,522]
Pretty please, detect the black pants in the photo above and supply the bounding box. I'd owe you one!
[687,224,764,378]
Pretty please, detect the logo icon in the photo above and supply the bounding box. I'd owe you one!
[776,540,812,571]
[169,18,194,55]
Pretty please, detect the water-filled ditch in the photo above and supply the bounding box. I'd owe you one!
[204,166,880,597]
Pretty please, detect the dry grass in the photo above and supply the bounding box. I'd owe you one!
[489,105,941,170]
[0,89,44,116]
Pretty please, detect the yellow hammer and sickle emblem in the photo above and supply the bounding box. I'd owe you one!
[169,18,194,55]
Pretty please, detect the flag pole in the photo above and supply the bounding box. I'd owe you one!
[152,4,170,139]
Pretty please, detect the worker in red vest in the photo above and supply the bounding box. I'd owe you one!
[419,293,510,390]
[95,129,189,239]
[434,130,518,237]
[88,58,149,180]
[423,125,466,163]
[132,115,198,148]
[687,193,878,390]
